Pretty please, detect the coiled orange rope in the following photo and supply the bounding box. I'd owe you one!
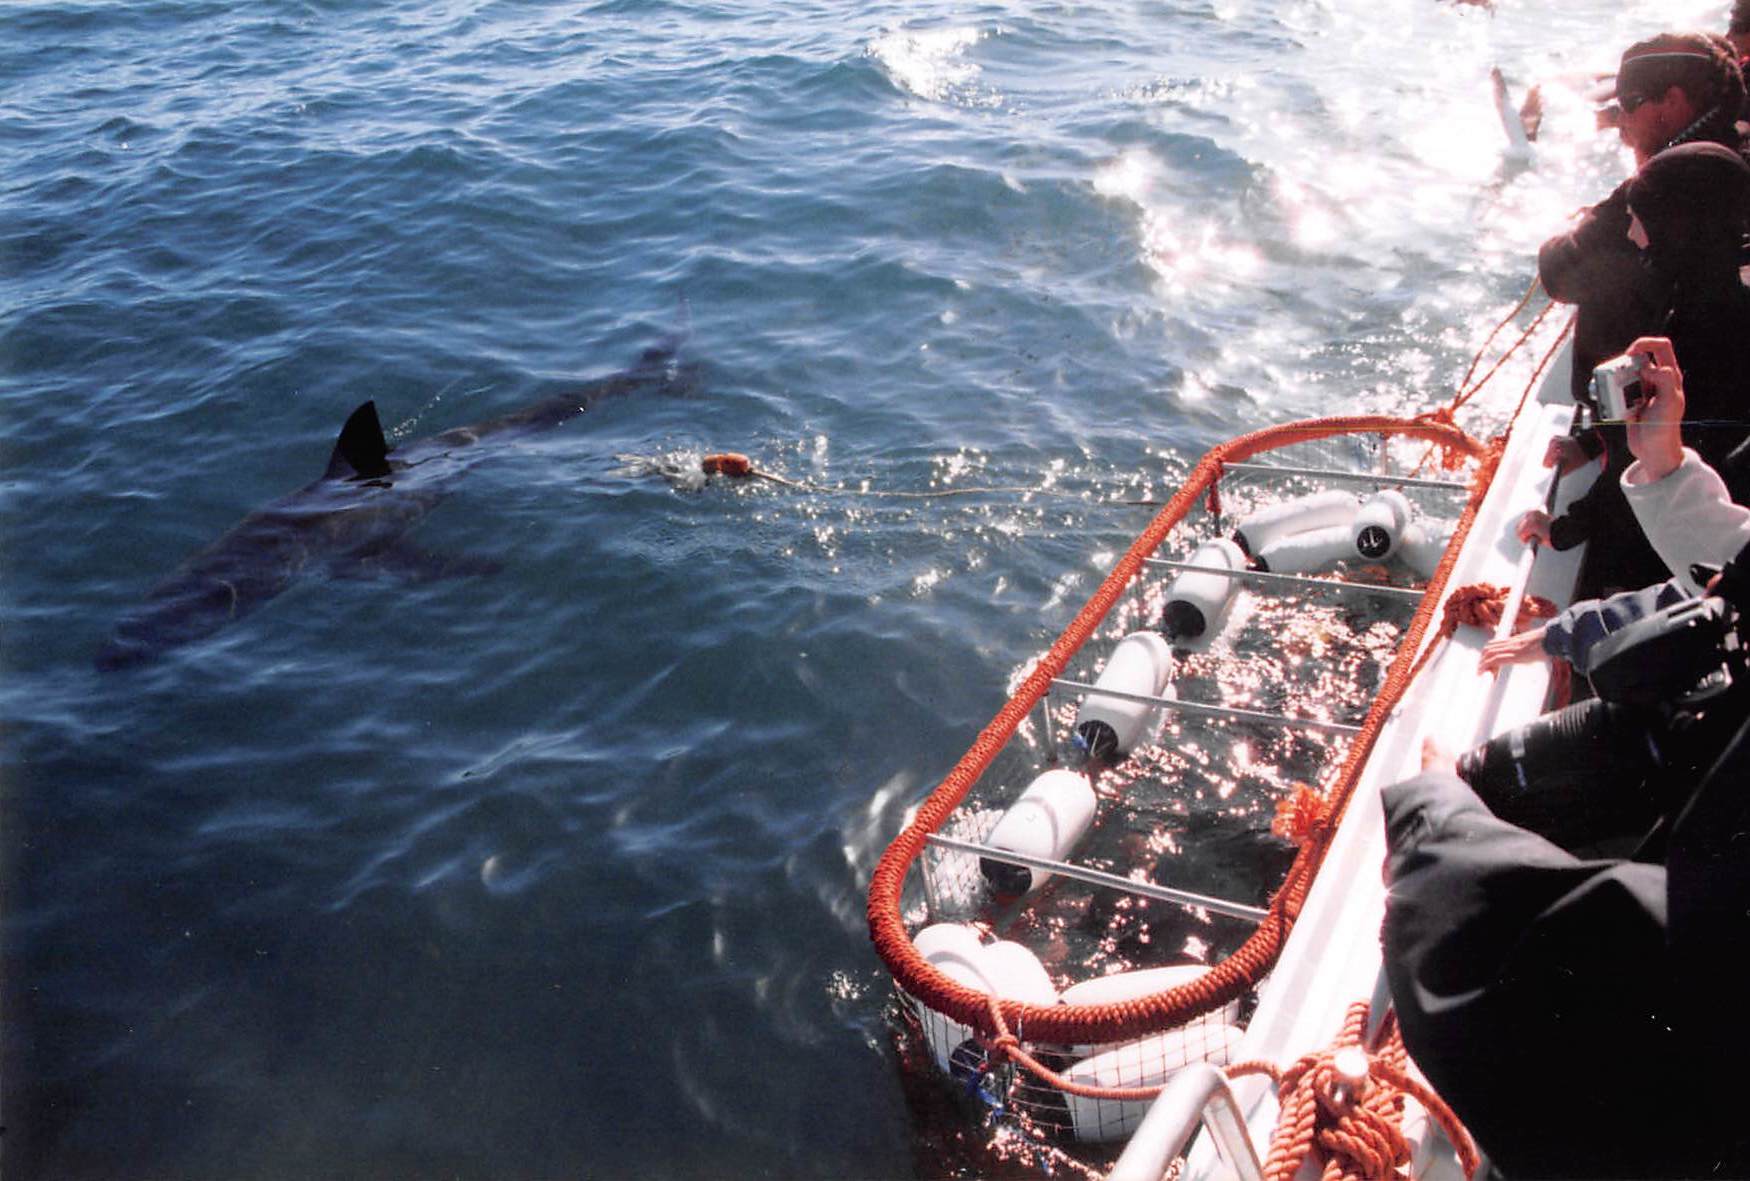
[1229,1001,1480,1181]
[1388,581,1560,710]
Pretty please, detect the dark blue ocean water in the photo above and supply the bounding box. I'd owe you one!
[0,0,1705,1176]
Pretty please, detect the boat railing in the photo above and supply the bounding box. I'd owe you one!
[1104,1061,1266,1181]
[1218,462,1471,492]
[922,832,1271,923]
[1047,677,1365,736]
[1143,558,1426,602]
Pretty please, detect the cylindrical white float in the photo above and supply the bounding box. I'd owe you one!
[1162,538,1247,643]
[981,941,1061,1007]
[1352,489,1412,561]
[1074,631,1176,761]
[1231,490,1357,557]
[1060,1024,1246,1143]
[913,930,1062,1075]
[913,922,987,974]
[979,768,1099,898]
[1254,523,1354,574]
[1397,518,1453,581]
[918,956,994,1075]
[1059,965,1241,1054]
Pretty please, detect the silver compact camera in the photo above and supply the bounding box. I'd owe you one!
[1591,353,1647,421]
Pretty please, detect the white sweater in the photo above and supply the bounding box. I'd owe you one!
[1621,448,1750,593]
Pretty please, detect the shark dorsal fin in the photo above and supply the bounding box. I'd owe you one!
[325,401,392,480]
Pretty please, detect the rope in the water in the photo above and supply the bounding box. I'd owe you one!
[700,285,1573,506]
[700,451,1076,500]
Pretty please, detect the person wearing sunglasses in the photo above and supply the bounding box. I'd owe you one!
[1606,33,1744,166]
[1521,36,1747,596]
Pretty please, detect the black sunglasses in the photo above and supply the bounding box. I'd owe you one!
[1618,92,1653,114]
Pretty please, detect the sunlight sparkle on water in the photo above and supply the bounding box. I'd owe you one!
[866,26,994,108]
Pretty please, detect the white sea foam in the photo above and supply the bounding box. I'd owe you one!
[867,25,997,108]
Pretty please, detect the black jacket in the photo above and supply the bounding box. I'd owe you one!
[1382,725,1750,1177]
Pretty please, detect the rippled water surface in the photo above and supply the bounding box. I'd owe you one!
[0,0,1717,1176]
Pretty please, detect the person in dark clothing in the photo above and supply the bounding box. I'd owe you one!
[1728,4,1750,79]
[1382,728,1750,1178]
[1539,35,1745,402]
[1527,36,1745,597]
[1524,140,1750,596]
[1626,142,1750,485]
[1390,379,1750,1173]
[1600,33,1746,165]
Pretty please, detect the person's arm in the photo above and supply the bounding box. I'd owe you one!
[1539,579,1689,673]
[1623,336,1686,483]
[1620,337,1750,587]
[1536,183,1635,304]
[1518,486,1602,552]
[1622,451,1750,589]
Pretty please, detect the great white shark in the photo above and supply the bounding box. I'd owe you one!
[96,334,695,671]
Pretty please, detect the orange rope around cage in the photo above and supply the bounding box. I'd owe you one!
[867,412,1501,1047]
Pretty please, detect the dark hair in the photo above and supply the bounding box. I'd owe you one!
[1626,142,1750,275]
[1732,1,1750,38]
[1619,32,1746,147]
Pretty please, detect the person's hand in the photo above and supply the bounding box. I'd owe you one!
[1542,436,1592,475]
[1622,336,1685,483]
[1516,509,1553,547]
[1479,625,1549,674]
[1420,736,1457,774]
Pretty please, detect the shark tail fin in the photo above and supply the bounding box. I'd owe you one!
[326,401,393,480]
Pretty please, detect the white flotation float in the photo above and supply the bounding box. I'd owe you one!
[1162,538,1248,646]
[1398,518,1455,581]
[911,923,1061,1074]
[1352,489,1412,561]
[1073,630,1176,760]
[981,940,1062,1006]
[1231,490,1358,557]
[979,768,1100,898]
[1254,522,1356,574]
[1059,964,1242,1055]
[912,923,991,1074]
[1240,487,1446,578]
[1064,633,1176,762]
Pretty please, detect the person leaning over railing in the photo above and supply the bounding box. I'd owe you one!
[1484,335,1750,674]
[1377,337,1750,1178]
[1526,138,1750,598]
[1540,33,1744,410]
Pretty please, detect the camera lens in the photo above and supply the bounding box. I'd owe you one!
[1457,698,1665,848]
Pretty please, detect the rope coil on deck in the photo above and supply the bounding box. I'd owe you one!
[1229,1001,1480,1181]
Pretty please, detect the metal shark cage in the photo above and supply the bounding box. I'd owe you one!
[867,411,1508,1151]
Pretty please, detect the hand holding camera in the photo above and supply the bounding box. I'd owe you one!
[1591,345,1654,422]
[1613,336,1686,483]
